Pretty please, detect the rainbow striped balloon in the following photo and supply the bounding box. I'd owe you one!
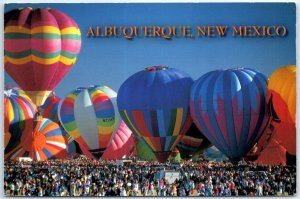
[58,85,121,159]
[4,86,36,155]
[6,118,68,161]
[4,7,81,106]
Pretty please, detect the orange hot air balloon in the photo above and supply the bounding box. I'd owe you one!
[268,65,296,155]
[5,118,68,160]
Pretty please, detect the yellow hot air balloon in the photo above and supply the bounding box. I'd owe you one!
[268,65,296,155]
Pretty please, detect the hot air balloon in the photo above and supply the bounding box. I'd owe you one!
[204,146,228,162]
[190,68,270,164]
[267,65,296,155]
[117,66,194,162]
[58,85,121,159]
[135,138,157,161]
[170,147,181,163]
[4,86,36,155]
[177,122,211,160]
[40,93,61,123]
[255,137,286,166]
[40,92,74,139]
[102,121,136,160]
[4,7,81,107]
[67,137,86,157]
[5,118,68,160]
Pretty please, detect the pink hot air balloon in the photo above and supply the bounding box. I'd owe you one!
[5,7,81,107]
[102,121,135,160]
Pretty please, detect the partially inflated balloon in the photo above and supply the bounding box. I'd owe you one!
[58,85,121,159]
[255,137,286,166]
[67,137,88,157]
[267,65,296,155]
[204,146,228,162]
[4,86,36,154]
[177,123,211,160]
[118,66,194,162]
[170,147,181,163]
[6,118,68,160]
[102,121,135,160]
[40,93,61,123]
[190,68,270,164]
[4,7,81,106]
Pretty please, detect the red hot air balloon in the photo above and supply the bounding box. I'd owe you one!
[255,137,287,166]
[40,93,61,123]
[4,7,81,107]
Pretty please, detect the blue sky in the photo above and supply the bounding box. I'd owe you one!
[4,3,296,98]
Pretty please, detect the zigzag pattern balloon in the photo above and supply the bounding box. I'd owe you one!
[190,68,270,163]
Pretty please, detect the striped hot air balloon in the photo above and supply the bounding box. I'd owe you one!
[58,85,121,159]
[4,86,36,155]
[4,7,81,106]
[117,66,194,162]
[190,68,270,164]
[177,122,211,160]
[40,93,61,123]
[102,121,136,160]
[6,118,68,161]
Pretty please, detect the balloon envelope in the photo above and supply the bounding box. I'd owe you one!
[177,122,211,160]
[190,68,270,164]
[267,65,296,155]
[117,66,194,162]
[40,94,61,123]
[102,121,135,160]
[58,85,121,159]
[4,86,36,155]
[67,136,88,157]
[6,118,68,160]
[256,137,286,166]
[204,146,228,162]
[135,137,157,161]
[4,7,81,106]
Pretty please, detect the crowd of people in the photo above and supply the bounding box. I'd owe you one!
[4,156,296,197]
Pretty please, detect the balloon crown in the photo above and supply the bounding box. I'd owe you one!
[144,66,169,72]
[217,67,244,72]
[4,89,16,97]
[76,85,112,91]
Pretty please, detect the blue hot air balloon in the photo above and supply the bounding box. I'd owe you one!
[190,68,270,164]
[117,66,194,162]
